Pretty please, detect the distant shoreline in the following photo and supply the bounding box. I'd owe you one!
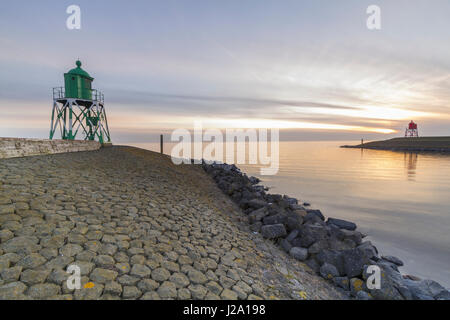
[341,136,450,153]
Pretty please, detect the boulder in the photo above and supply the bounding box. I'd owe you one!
[333,277,350,290]
[247,199,267,209]
[316,250,344,276]
[341,230,363,245]
[248,207,268,224]
[285,230,299,243]
[381,255,404,267]
[362,263,405,300]
[262,213,287,225]
[305,209,324,221]
[297,224,328,247]
[261,224,287,239]
[280,239,292,253]
[357,241,378,260]
[327,218,357,231]
[308,239,329,254]
[289,247,308,261]
[249,222,262,233]
[341,248,370,278]
[320,263,339,280]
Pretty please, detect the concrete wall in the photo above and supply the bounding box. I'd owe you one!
[0,138,101,159]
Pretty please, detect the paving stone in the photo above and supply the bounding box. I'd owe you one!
[157,281,177,298]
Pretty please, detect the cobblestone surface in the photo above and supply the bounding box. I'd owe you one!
[0,146,347,300]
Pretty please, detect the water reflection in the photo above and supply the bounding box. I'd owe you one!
[404,152,418,181]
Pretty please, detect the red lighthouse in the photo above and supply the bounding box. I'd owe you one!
[405,121,419,137]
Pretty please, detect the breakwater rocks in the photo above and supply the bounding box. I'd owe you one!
[202,162,450,300]
[0,146,345,300]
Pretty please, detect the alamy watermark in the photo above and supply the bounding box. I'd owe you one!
[66,5,81,30]
[366,265,381,289]
[170,121,279,175]
[367,5,381,30]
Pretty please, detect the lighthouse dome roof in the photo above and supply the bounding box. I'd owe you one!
[67,60,93,80]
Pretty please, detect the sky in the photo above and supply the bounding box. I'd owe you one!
[0,0,449,142]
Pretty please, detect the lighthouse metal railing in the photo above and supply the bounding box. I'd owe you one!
[52,87,104,104]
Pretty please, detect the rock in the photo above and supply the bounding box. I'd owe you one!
[356,290,372,300]
[137,279,159,292]
[341,248,370,278]
[297,224,327,247]
[349,278,366,296]
[249,176,260,185]
[93,255,115,269]
[90,268,118,284]
[169,272,190,288]
[188,269,208,284]
[262,213,287,225]
[17,253,46,269]
[118,275,139,286]
[45,256,74,270]
[60,244,83,257]
[340,230,363,245]
[48,269,69,285]
[0,266,22,282]
[74,283,104,300]
[363,263,405,300]
[232,285,248,299]
[104,281,123,296]
[316,250,344,275]
[177,288,191,300]
[247,199,267,209]
[28,283,61,299]
[115,262,131,274]
[381,255,404,267]
[130,264,151,278]
[308,239,329,254]
[327,218,357,231]
[206,281,223,296]
[248,207,268,224]
[261,224,287,239]
[422,280,447,298]
[289,247,308,261]
[280,239,292,253]
[1,236,40,254]
[357,241,378,260]
[122,286,142,299]
[402,278,448,300]
[220,288,238,300]
[151,268,171,282]
[0,281,27,299]
[0,230,14,243]
[157,281,177,298]
[320,263,339,280]
[436,290,450,300]
[285,216,303,231]
[189,284,208,299]
[305,258,320,273]
[333,277,350,290]
[249,222,262,232]
[286,230,299,242]
[20,269,50,285]
[305,209,324,221]
[0,204,14,214]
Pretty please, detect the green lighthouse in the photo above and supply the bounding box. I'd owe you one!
[50,60,111,143]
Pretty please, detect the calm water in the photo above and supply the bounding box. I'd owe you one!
[126,140,450,287]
